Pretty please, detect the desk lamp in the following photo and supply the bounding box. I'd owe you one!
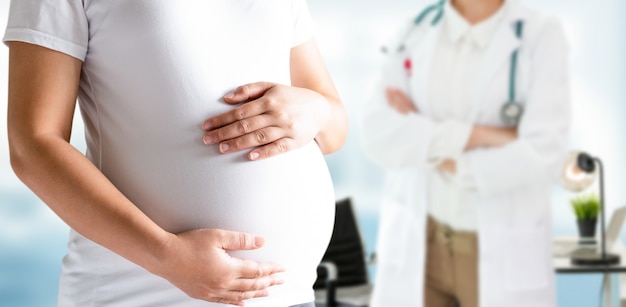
[561,151,620,265]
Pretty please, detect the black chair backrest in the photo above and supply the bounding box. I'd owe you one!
[314,198,368,289]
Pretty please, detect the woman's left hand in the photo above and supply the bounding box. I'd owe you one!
[201,82,331,160]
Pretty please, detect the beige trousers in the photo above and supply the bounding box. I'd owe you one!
[424,216,479,307]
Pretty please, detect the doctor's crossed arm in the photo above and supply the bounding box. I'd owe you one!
[364,21,569,196]
[383,87,518,174]
[201,38,348,160]
[459,19,571,196]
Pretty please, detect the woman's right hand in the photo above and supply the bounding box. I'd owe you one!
[156,229,285,306]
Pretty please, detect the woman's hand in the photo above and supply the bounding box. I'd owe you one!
[202,82,331,160]
[385,87,418,114]
[202,38,348,159]
[156,229,285,306]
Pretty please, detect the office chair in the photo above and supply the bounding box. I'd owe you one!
[314,198,373,307]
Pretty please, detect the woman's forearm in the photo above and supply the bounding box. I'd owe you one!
[10,124,284,305]
[314,93,348,154]
[291,38,348,155]
[7,41,170,273]
[10,134,171,274]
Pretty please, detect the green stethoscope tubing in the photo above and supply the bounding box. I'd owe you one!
[509,21,523,104]
[397,1,525,125]
[414,0,445,26]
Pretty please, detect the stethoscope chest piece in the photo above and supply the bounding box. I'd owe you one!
[500,101,523,125]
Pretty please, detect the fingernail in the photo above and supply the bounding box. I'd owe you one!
[254,236,265,247]
[272,266,286,273]
[224,92,235,100]
[249,152,259,160]
[220,143,229,153]
[203,135,215,145]
[202,121,211,130]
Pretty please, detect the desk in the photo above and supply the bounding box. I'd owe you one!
[554,236,626,306]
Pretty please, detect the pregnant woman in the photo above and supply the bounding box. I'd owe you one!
[5,1,347,306]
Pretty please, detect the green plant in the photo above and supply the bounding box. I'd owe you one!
[570,193,601,220]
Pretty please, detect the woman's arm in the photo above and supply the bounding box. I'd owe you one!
[201,38,348,160]
[290,38,347,154]
[7,41,283,306]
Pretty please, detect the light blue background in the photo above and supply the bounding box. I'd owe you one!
[1,0,625,306]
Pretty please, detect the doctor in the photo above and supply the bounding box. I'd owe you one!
[361,0,570,306]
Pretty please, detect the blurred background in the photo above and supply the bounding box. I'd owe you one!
[0,0,625,306]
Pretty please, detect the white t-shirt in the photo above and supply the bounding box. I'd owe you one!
[4,1,335,306]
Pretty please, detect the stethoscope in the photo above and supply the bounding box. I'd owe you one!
[382,0,525,126]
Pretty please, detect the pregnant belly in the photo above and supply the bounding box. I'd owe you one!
[99,140,335,290]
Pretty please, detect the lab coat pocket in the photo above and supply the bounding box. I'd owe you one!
[504,230,549,291]
[376,202,414,268]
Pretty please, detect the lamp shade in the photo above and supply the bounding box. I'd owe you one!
[561,151,598,192]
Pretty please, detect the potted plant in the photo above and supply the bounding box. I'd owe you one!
[570,193,601,240]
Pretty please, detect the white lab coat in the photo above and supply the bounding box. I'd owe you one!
[361,2,570,307]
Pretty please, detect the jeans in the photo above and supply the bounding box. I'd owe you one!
[290,302,315,307]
